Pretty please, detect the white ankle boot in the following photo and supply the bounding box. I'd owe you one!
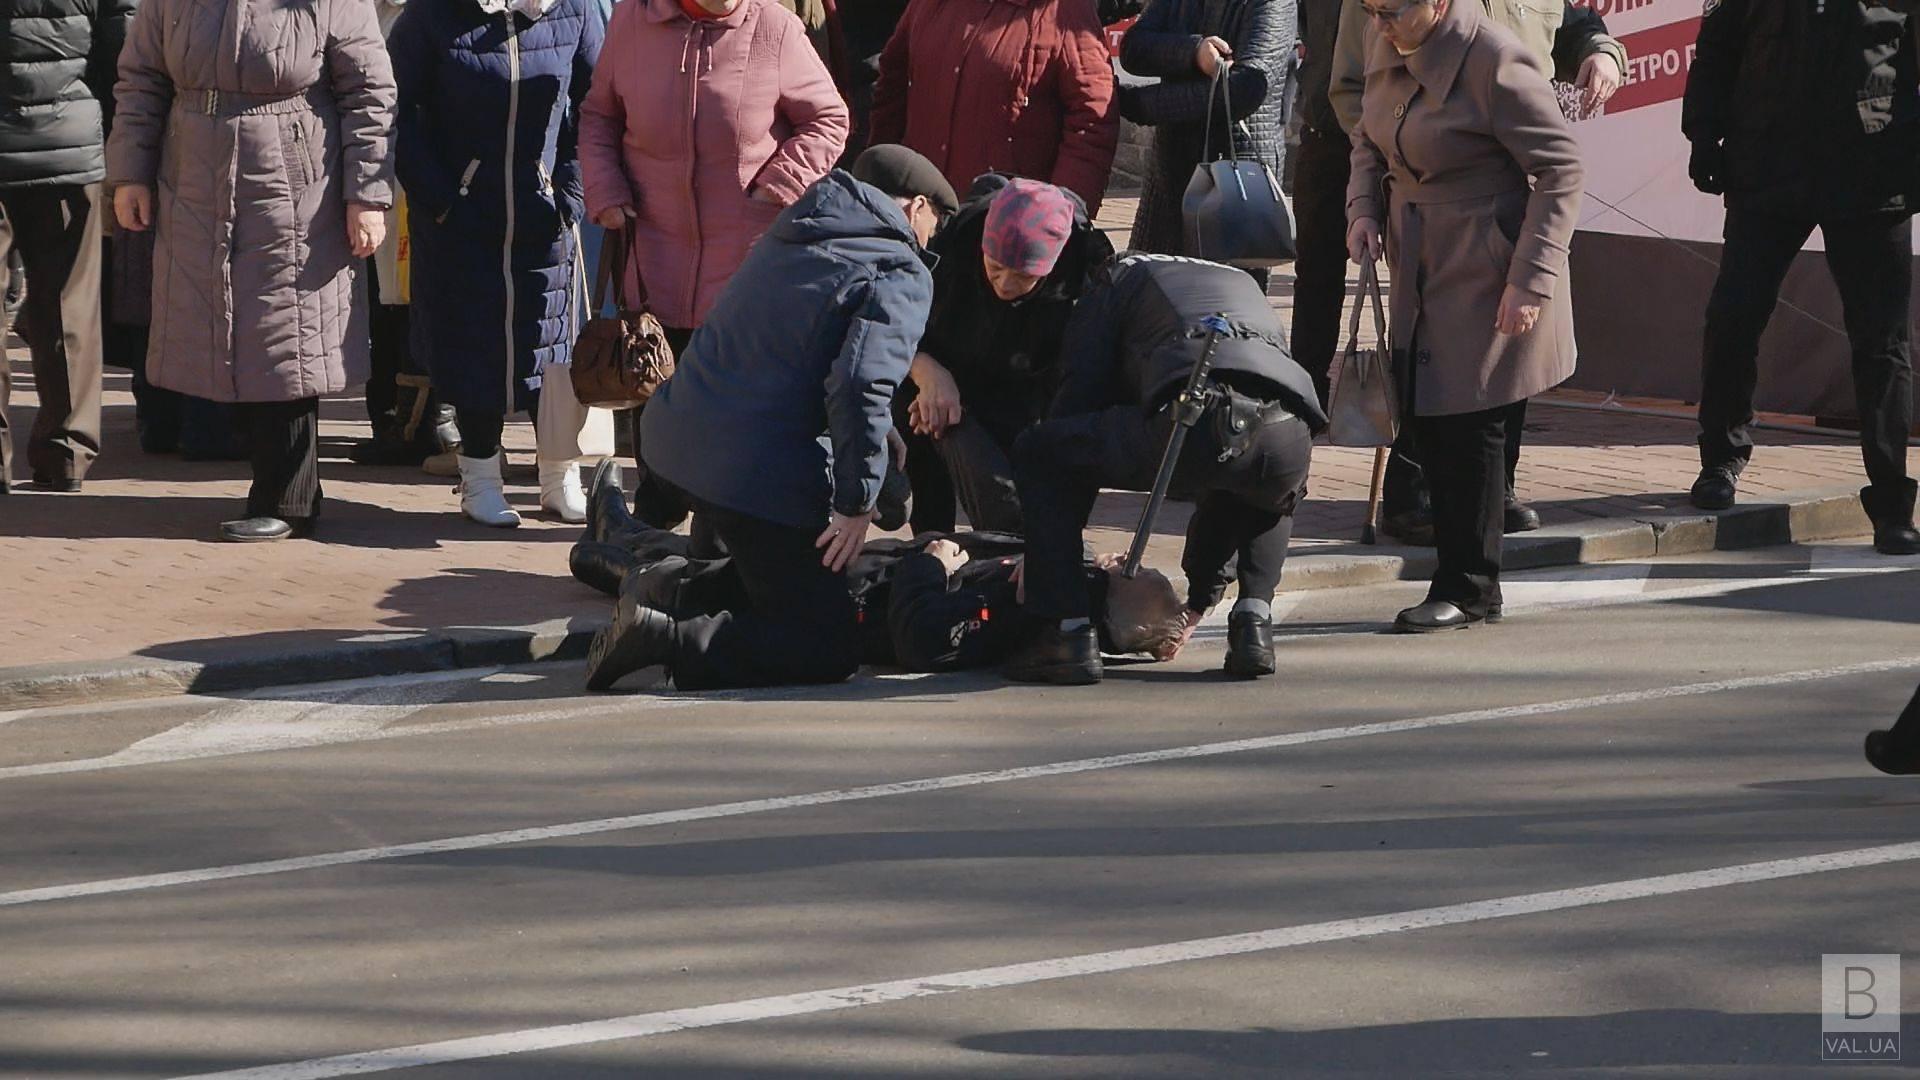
[456,452,521,528]
[539,460,587,523]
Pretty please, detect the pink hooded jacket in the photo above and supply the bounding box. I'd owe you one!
[580,0,850,330]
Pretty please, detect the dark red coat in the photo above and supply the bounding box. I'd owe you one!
[869,0,1118,213]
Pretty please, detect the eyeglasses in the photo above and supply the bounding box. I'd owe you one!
[1359,1,1423,22]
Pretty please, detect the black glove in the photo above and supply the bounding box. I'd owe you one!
[1689,139,1726,196]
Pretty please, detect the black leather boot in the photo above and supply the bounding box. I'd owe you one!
[1861,481,1920,556]
[619,555,692,619]
[570,541,640,596]
[1223,611,1276,678]
[350,375,440,466]
[585,595,679,691]
[1005,623,1102,685]
[219,515,315,542]
[586,458,636,547]
[1690,466,1738,511]
[1503,486,1541,533]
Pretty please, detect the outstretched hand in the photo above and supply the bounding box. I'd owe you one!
[816,510,875,573]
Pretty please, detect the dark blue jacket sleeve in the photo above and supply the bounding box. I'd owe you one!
[828,261,934,517]
[554,2,603,227]
[1120,0,1291,128]
[1120,0,1204,78]
[389,5,458,220]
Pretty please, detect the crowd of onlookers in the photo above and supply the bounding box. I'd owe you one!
[1,0,1915,563]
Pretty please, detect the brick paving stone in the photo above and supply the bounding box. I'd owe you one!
[4,211,1913,671]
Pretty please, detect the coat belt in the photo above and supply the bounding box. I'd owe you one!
[176,84,328,118]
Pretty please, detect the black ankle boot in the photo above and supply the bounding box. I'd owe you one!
[1379,456,1435,546]
[1865,730,1920,775]
[1005,623,1102,685]
[619,555,691,619]
[585,597,679,691]
[1223,611,1276,678]
[1503,487,1541,533]
[585,458,631,545]
[1861,481,1920,555]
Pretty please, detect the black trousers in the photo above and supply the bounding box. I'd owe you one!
[1014,393,1313,620]
[1290,124,1353,410]
[669,499,861,691]
[0,183,103,484]
[236,397,322,521]
[1700,208,1913,491]
[1415,400,1523,616]
[894,383,1026,534]
[1889,682,1920,758]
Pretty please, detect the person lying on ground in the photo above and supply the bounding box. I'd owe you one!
[574,461,1190,686]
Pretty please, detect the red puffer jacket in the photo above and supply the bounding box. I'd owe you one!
[869,0,1117,213]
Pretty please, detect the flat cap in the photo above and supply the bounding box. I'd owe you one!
[850,144,960,216]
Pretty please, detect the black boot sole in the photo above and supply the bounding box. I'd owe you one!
[1006,663,1103,686]
[1223,653,1277,679]
[585,598,674,691]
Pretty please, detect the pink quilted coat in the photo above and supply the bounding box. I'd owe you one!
[106,0,396,403]
[579,0,849,330]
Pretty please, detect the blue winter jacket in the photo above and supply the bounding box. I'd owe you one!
[642,171,934,532]
[390,0,603,414]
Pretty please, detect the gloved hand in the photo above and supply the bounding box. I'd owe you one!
[1689,140,1726,196]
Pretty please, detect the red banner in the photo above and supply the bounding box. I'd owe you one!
[1607,16,1702,114]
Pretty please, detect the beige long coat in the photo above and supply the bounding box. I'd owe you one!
[1346,0,1583,417]
[107,0,396,403]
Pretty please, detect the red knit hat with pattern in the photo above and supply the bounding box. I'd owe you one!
[982,180,1075,277]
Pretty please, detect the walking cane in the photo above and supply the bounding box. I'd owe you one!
[1122,313,1234,579]
[1361,446,1388,546]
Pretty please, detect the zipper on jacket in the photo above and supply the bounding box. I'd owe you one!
[502,13,522,408]
[438,159,482,224]
[684,21,703,320]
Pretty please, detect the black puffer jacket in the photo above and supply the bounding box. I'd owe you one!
[1051,252,1326,431]
[918,172,1116,436]
[0,0,135,187]
[1682,0,1919,217]
[1116,0,1294,256]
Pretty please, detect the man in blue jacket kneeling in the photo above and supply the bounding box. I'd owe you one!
[586,146,956,692]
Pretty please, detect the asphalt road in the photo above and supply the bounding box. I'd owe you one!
[3,541,1918,1079]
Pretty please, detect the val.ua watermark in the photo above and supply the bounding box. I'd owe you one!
[1823,954,1901,1062]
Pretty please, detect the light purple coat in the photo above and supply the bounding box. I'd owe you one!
[107,0,397,403]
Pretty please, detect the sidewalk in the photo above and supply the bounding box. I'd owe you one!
[3,213,1909,703]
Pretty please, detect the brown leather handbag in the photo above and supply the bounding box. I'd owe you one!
[571,227,675,410]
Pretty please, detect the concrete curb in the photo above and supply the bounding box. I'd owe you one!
[0,487,1879,711]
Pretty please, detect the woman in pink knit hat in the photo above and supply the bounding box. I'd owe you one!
[897,174,1115,534]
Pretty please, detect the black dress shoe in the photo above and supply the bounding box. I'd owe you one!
[1690,466,1738,511]
[1503,495,1541,533]
[1393,600,1498,633]
[219,516,293,543]
[570,541,641,596]
[620,555,691,619]
[1864,730,1920,776]
[585,596,679,691]
[29,473,81,493]
[1005,623,1103,685]
[1861,481,1920,555]
[1378,507,1435,547]
[1223,611,1276,678]
[586,458,634,546]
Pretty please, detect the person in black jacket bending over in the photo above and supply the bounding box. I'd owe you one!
[1683,0,1919,555]
[1006,253,1325,685]
[898,175,1115,535]
[584,145,952,692]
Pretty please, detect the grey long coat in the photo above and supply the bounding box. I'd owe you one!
[1346,0,1582,417]
[106,0,396,403]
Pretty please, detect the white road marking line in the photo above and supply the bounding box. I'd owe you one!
[185,839,1920,1079]
[5,656,1913,910]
